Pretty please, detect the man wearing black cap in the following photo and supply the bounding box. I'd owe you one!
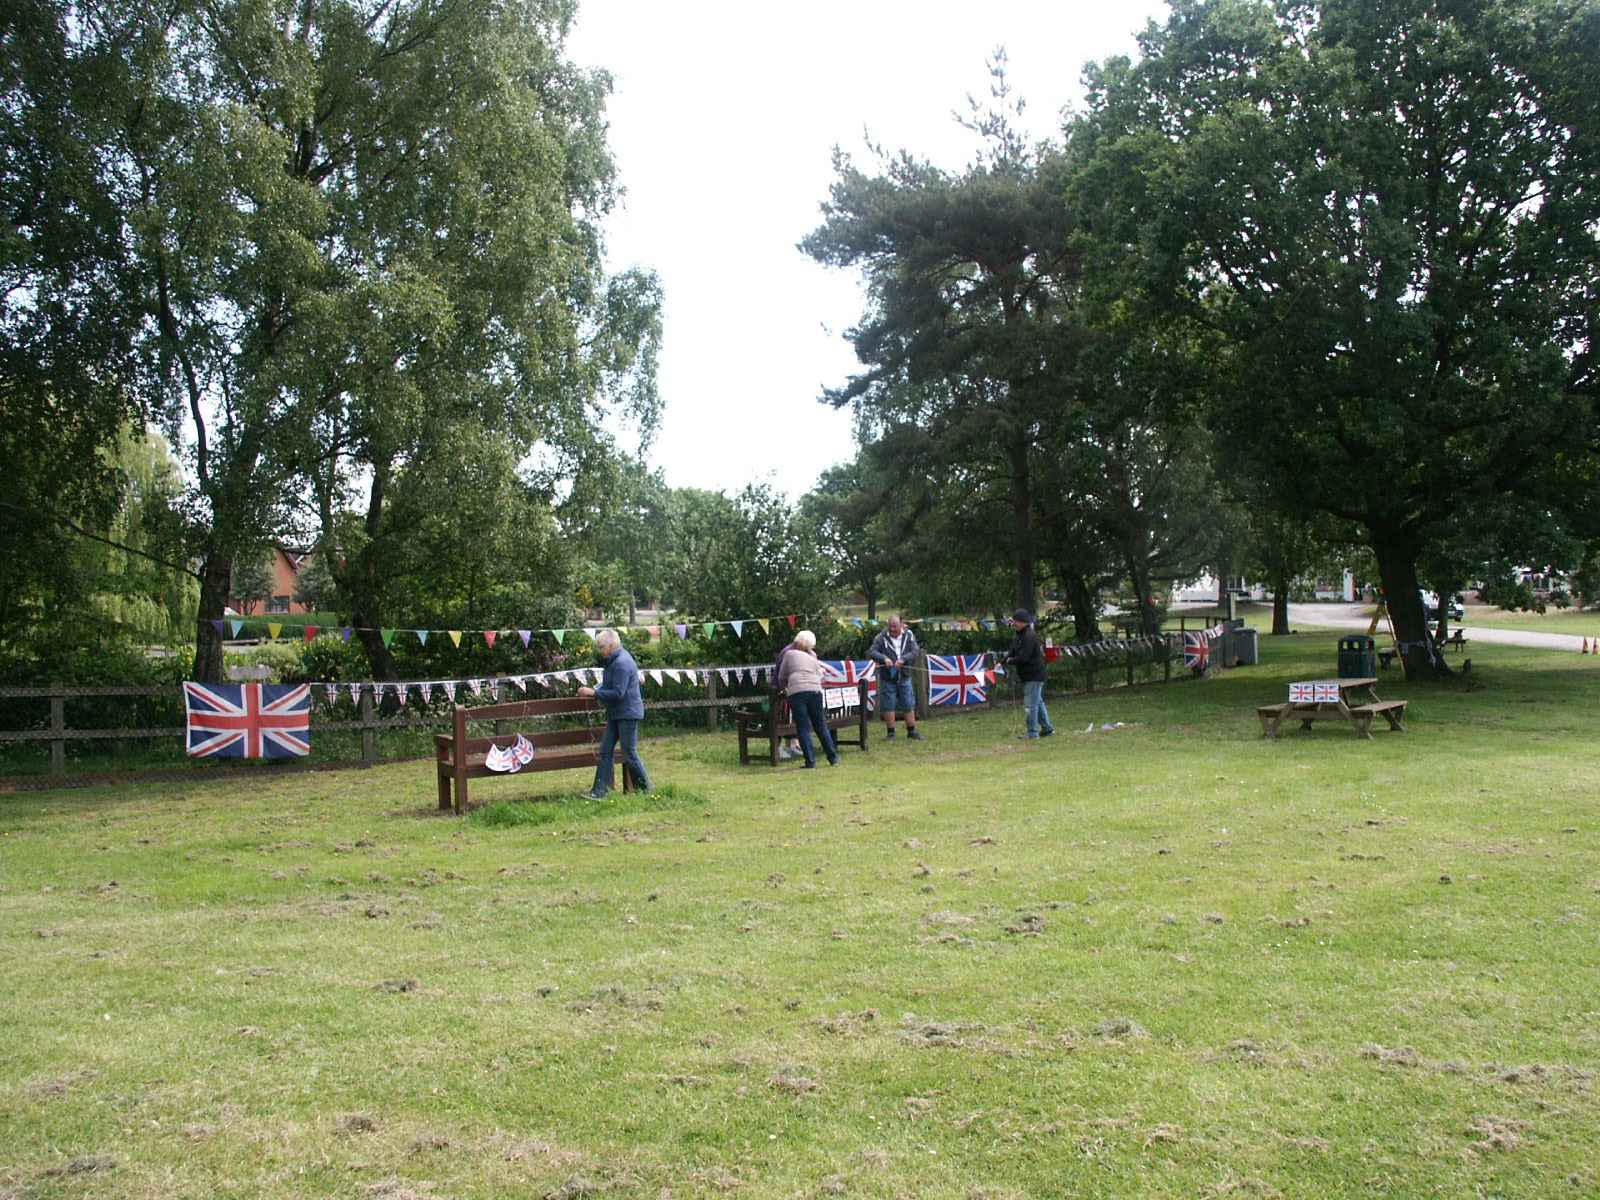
[1004,609,1054,739]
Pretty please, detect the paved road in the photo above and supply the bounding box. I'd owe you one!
[1284,602,1591,655]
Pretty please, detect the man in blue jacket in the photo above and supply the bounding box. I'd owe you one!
[577,629,651,798]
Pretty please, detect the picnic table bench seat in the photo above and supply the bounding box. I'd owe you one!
[435,697,635,812]
[1347,699,1408,737]
[735,681,871,766]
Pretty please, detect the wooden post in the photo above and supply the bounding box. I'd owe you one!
[1126,644,1135,687]
[1087,663,1096,692]
[358,685,376,766]
[1163,635,1172,683]
[49,685,65,777]
[705,670,719,731]
[913,650,930,720]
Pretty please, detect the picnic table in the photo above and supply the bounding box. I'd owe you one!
[1256,677,1408,740]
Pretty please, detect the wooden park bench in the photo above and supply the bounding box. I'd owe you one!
[1348,699,1408,737]
[734,680,871,766]
[1380,630,1466,669]
[434,696,636,813]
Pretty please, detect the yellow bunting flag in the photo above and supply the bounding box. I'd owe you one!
[448,630,462,648]
[266,623,282,640]
[757,618,770,635]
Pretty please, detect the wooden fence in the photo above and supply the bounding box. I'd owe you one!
[0,635,1220,780]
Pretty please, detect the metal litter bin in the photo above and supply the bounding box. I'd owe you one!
[1234,627,1259,666]
[1338,635,1375,678]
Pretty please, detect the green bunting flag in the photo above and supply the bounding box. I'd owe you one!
[702,622,715,639]
[552,629,566,646]
[381,628,396,648]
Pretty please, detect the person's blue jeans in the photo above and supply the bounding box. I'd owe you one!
[592,718,650,795]
[1023,680,1053,738]
[878,670,915,715]
[789,690,838,767]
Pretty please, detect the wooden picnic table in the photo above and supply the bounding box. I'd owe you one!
[1256,677,1409,740]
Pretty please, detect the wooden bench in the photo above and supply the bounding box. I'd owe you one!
[735,681,871,765]
[434,697,636,813]
[1348,699,1408,738]
[1438,629,1467,651]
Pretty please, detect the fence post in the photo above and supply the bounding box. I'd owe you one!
[359,686,376,766]
[49,684,65,776]
[1126,644,1134,687]
[1163,635,1172,683]
[913,650,930,720]
[705,670,719,731]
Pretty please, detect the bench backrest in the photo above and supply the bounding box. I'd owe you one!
[442,727,605,759]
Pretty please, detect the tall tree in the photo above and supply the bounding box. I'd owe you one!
[1077,0,1600,677]
[800,457,900,619]
[8,0,658,681]
[802,57,1088,613]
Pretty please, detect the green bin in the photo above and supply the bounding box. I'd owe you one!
[1338,635,1375,678]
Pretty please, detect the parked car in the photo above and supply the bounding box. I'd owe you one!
[1420,590,1465,621]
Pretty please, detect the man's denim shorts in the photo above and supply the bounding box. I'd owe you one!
[877,671,915,714]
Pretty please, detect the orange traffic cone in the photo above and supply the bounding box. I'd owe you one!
[1583,638,1589,654]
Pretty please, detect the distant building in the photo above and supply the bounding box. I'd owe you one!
[1171,572,1354,604]
[229,545,313,615]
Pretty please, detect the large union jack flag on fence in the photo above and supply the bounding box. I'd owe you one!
[183,682,312,759]
[819,660,877,711]
[927,654,987,706]
[1183,631,1212,672]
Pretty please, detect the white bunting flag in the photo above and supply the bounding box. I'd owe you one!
[324,683,338,705]
[442,681,456,702]
[348,682,362,704]
[649,669,663,686]
[730,620,745,638]
[719,669,731,685]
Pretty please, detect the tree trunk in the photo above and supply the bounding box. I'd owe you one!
[1373,532,1448,680]
[1272,567,1290,635]
[193,553,232,682]
[864,586,878,621]
[1007,436,1036,615]
[1126,553,1161,638]
[1062,572,1101,642]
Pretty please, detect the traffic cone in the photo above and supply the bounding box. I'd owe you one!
[1583,638,1588,654]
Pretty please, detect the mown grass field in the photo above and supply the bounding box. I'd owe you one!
[1459,605,1600,636]
[3,632,1597,1198]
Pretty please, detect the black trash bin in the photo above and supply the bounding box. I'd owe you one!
[1338,635,1375,678]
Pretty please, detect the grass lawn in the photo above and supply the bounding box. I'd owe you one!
[1460,605,1600,636]
[3,631,1597,1198]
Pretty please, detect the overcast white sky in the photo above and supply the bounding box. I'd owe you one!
[567,1,1171,500]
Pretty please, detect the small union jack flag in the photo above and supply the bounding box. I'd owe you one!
[183,682,311,759]
[927,654,987,706]
[820,659,877,711]
[1183,632,1211,671]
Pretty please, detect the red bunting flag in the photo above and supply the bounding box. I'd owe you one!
[303,625,317,643]
[483,630,498,649]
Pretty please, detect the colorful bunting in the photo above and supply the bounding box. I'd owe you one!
[757,618,769,635]
[228,619,244,637]
[447,630,462,648]
[518,629,531,649]
[380,628,396,647]
[703,622,715,639]
[552,629,566,646]
[339,627,352,642]
[266,622,282,640]
[303,625,317,643]
[483,630,497,649]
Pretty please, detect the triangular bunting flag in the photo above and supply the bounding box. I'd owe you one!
[552,629,566,646]
[757,619,770,635]
[649,669,664,686]
[266,622,282,640]
[447,630,462,648]
[228,619,243,637]
[674,623,688,640]
[730,620,745,638]
[648,625,660,640]
[339,626,352,642]
[488,679,500,699]
[209,619,225,636]
[468,679,482,696]
[380,628,396,648]
[324,683,338,705]
[703,622,716,639]
[442,681,456,701]
[303,625,318,644]
[786,615,797,628]
[518,629,531,649]
[719,669,730,685]
[347,683,362,703]
[483,630,498,649]
[416,629,429,646]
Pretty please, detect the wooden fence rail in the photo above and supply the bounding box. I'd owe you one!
[0,634,1225,779]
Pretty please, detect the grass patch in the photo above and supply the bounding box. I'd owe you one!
[469,782,707,829]
[3,629,1598,1197]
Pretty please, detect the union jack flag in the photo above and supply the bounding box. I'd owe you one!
[182,682,311,759]
[819,659,877,711]
[1183,632,1211,671]
[927,654,987,706]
